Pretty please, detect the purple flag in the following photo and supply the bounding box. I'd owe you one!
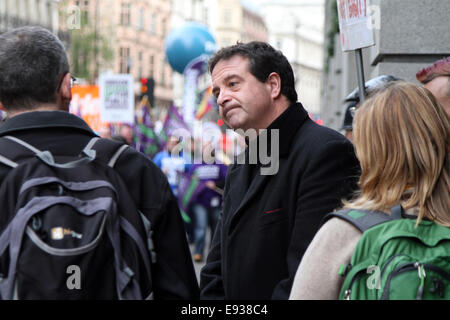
[160,104,191,150]
[134,97,160,158]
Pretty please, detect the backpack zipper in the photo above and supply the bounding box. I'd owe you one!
[381,262,450,300]
[376,254,412,299]
[343,268,367,300]
[344,254,411,300]
[343,255,450,300]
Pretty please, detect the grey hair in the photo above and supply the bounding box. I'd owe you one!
[0,26,69,111]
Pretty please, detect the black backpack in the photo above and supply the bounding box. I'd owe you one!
[0,136,155,300]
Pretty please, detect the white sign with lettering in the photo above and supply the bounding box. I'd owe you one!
[99,74,134,123]
[336,0,375,51]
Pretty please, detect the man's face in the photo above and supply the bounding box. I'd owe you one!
[425,76,450,116]
[212,55,273,131]
[120,126,133,145]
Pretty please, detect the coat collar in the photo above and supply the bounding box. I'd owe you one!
[230,102,309,169]
[265,102,309,158]
[0,110,96,137]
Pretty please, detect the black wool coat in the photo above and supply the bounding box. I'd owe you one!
[200,103,360,300]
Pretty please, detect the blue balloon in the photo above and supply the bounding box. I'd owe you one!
[165,22,217,74]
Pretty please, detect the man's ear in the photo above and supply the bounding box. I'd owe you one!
[58,73,72,110]
[266,72,282,99]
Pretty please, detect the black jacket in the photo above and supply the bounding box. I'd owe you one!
[0,111,199,300]
[200,103,360,299]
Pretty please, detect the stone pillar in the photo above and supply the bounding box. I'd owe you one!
[369,0,450,83]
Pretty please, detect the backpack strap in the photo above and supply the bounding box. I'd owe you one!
[84,138,157,264]
[0,154,18,169]
[324,205,407,232]
[3,136,42,154]
[324,208,395,232]
[0,136,98,169]
[84,138,130,168]
[0,136,43,168]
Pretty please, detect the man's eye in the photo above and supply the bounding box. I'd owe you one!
[229,81,238,87]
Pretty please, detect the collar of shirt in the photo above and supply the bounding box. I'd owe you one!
[0,110,96,137]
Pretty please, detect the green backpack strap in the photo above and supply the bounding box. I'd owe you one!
[323,205,404,232]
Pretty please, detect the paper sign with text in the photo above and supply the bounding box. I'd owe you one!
[99,74,134,124]
[336,0,375,51]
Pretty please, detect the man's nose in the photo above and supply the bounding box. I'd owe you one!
[217,90,229,107]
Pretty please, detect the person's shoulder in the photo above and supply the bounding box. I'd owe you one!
[322,216,363,237]
[113,144,164,176]
[152,150,167,165]
[302,119,349,142]
[292,119,353,153]
[153,150,164,158]
[307,217,363,257]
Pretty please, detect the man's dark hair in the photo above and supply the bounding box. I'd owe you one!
[208,41,298,103]
[0,26,69,111]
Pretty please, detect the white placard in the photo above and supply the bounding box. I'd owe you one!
[99,74,135,124]
[336,0,375,51]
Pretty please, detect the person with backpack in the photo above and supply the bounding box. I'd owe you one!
[289,82,450,300]
[0,26,199,300]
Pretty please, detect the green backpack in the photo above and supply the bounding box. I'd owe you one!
[328,205,450,300]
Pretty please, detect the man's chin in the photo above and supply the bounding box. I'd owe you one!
[226,116,246,131]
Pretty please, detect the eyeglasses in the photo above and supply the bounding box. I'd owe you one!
[70,76,77,88]
[56,73,77,91]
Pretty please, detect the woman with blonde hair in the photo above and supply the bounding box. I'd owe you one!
[289,82,450,300]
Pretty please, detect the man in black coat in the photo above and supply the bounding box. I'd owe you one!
[0,26,199,299]
[200,42,360,299]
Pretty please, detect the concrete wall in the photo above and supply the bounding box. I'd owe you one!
[322,0,450,131]
[369,0,450,83]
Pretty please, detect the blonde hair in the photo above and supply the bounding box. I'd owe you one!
[344,82,450,226]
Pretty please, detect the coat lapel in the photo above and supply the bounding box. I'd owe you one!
[225,163,249,215]
[231,167,270,219]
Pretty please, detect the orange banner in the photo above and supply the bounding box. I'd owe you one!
[70,85,109,133]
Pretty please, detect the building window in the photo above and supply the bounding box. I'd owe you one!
[161,60,166,87]
[223,9,232,24]
[149,13,157,34]
[161,17,167,38]
[203,7,208,25]
[36,0,42,24]
[138,8,144,30]
[149,55,154,77]
[46,1,52,29]
[120,2,131,26]
[119,47,130,74]
[138,51,143,79]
